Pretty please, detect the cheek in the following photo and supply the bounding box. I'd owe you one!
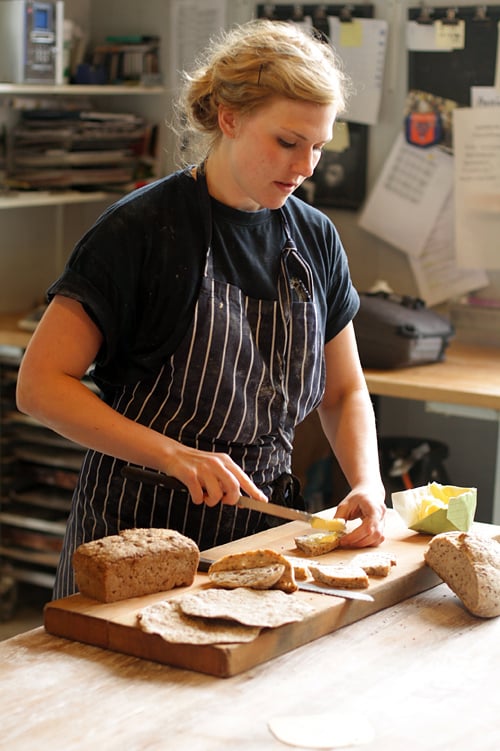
[241,141,278,173]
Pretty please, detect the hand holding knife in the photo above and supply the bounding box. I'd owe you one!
[121,465,374,603]
[121,465,342,531]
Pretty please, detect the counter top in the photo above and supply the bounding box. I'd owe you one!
[2,314,498,411]
[364,341,500,410]
[2,314,499,410]
[2,581,499,750]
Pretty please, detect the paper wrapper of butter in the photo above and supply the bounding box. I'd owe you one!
[392,482,477,534]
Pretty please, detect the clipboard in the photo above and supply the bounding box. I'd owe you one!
[408,5,500,105]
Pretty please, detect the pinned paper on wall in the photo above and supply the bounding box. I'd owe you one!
[453,106,500,270]
[327,17,388,126]
[169,0,226,88]
[406,20,453,52]
[358,132,453,258]
[358,132,488,305]
[408,193,488,307]
[471,86,500,107]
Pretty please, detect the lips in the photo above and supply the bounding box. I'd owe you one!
[275,181,298,192]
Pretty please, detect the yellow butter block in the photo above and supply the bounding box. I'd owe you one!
[392,482,477,534]
[310,517,346,533]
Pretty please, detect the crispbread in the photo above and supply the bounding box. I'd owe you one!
[354,552,397,577]
[294,531,343,556]
[308,563,369,589]
[208,549,297,593]
[177,587,314,627]
[208,564,285,590]
[137,600,260,644]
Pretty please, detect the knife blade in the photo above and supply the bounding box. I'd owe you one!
[197,557,374,602]
[121,465,331,526]
[296,581,374,602]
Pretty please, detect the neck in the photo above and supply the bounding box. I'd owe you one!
[203,151,260,212]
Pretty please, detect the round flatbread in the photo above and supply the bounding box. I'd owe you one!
[137,600,260,645]
[178,587,314,628]
[268,712,374,748]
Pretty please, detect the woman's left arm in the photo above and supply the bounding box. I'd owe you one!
[317,322,386,547]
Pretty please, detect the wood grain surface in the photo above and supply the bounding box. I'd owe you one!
[44,511,499,677]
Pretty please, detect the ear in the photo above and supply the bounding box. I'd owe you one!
[218,105,239,138]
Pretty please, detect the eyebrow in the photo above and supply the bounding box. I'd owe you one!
[282,127,331,147]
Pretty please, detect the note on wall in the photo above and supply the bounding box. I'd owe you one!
[328,17,388,126]
[169,0,226,88]
[471,86,500,107]
[358,132,453,257]
[453,106,500,270]
[408,193,488,307]
[358,132,488,305]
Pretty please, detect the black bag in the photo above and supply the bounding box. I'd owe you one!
[354,292,454,369]
[378,436,450,500]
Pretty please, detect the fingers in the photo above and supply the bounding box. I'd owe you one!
[169,450,266,508]
[334,492,386,548]
[339,521,385,548]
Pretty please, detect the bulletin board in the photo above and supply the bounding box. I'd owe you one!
[256,4,375,210]
[408,5,500,105]
[405,4,500,279]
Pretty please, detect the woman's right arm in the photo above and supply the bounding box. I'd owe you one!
[16,295,266,506]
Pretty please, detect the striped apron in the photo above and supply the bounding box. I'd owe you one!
[53,180,326,598]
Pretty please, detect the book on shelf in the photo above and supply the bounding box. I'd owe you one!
[91,35,162,86]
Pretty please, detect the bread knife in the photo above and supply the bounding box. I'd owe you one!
[294,581,374,602]
[121,465,333,526]
[197,557,374,602]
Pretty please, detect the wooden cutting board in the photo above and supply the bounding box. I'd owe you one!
[43,511,499,678]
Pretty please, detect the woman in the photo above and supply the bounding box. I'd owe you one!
[16,20,386,599]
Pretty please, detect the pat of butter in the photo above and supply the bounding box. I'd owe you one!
[418,496,447,519]
[310,517,346,533]
[392,481,477,534]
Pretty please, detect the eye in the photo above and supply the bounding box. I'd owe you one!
[278,138,296,149]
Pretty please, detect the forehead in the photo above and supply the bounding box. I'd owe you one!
[247,97,337,141]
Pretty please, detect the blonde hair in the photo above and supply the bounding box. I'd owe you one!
[176,19,350,163]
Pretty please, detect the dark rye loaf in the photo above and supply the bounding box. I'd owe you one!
[73,528,200,602]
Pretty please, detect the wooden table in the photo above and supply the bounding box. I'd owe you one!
[1,581,499,751]
[364,342,500,524]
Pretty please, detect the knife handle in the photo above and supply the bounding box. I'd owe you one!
[121,465,187,491]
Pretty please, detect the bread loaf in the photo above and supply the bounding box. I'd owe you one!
[73,528,200,602]
[424,531,500,618]
[208,549,297,593]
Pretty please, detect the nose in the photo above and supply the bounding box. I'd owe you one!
[293,149,320,179]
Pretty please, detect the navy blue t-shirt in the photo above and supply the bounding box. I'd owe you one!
[48,168,359,393]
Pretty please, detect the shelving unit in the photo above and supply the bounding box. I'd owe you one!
[0,190,110,209]
[0,83,165,96]
[0,0,173,594]
[0,341,87,591]
[0,0,253,598]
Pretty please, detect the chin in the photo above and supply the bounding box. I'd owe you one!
[263,195,289,210]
